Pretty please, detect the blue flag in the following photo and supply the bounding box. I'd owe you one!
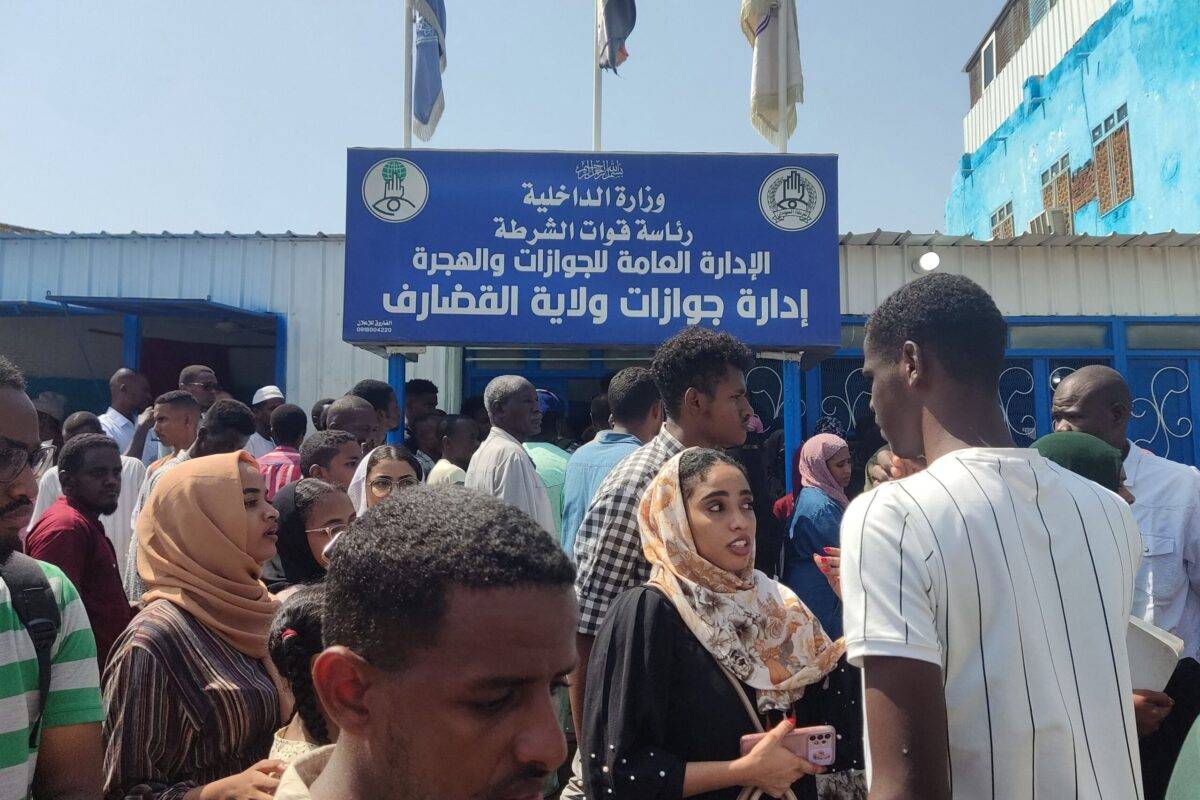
[413,0,446,141]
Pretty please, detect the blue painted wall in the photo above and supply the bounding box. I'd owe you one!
[946,0,1200,237]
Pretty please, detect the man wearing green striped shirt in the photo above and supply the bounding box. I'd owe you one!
[0,357,104,799]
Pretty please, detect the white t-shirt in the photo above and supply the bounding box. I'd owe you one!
[427,458,466,486]
[841,447,1143,800]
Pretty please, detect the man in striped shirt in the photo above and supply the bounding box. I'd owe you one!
[841,274,1143,799]
[258,403,308,501]
[0,356,104,799]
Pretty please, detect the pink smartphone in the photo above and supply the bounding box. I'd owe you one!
[739,725,836,766]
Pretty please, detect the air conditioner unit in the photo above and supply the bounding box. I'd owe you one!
[1029,208,1070,235]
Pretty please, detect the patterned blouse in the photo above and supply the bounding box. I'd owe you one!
[102,601,280,800]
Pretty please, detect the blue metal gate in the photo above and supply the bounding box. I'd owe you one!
[461,319,1200,469]
[1127,358,1197,463]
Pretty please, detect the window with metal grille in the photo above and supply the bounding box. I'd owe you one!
[1029,0,1049,26]
[1039,155,1072,233]
[1028,0,1058,29]
[1091,104,1133,215]
[991,201,1014,239]
[995,0,1030,74]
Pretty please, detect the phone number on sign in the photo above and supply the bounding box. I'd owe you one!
[355,319,394,334]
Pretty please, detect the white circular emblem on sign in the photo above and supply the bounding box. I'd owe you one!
[758,167,825,231]
[362,158,429,223]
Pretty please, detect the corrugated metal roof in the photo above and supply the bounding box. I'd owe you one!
[44,295,277,321]
[4,229,1198,247]
[0,231,341,240]
[839,230,1200,247]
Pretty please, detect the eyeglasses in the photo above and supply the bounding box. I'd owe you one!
[306,524,350,560]
[184,381,220,392]
[305,523,349,540]
[0,443,56,485]
[368,475,420,497]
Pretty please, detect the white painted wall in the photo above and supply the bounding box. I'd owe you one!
[841,241,1200,317]
[0,234,457,417]
[3,232,1197,418]
[964,0,1116,153]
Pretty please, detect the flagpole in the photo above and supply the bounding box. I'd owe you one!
[593,1,602,151]
[403,0,414,148]
[776,0,787,153]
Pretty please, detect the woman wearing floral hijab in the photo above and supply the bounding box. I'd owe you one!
[583,448,846,800]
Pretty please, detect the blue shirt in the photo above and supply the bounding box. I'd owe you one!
[782,486,845,638]
[560,431,643,558]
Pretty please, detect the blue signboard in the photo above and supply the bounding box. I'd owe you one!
[344,149,839,351]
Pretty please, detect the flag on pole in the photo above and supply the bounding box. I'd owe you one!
[741,0,803,148]
[413,0,446,141]
[597,0,636,71]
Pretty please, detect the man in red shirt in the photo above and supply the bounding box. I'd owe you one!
[25,434,134,667]
[258,403,307,501]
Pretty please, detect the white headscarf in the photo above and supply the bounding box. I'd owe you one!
[347,446,382,515]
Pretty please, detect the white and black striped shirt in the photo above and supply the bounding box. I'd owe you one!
[841,448,1143,800]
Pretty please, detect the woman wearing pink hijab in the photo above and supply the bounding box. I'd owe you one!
[779,434,865,797]
[780,434,852,638]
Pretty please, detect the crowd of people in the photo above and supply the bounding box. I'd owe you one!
[0,271,1198,799]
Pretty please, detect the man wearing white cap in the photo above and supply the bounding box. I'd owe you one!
[247,385,285,459]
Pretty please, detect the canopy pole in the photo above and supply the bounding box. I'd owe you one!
[776,0,788,153]
[593,1,602,151]
[783,360,803,497]
[403,0,414,149]
[387,354,407,446]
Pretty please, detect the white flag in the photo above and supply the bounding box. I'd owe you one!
[741,0,803,148]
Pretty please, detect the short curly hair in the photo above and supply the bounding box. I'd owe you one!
[270,403,309,446]
[349,379,395,414]
[864,273,1007,388]
[0,357,25,392]
[323,485,575,671]
[203,399,256,437]
[607,367,660,425]
[651,328,755,419]
[58,433,118,476]
[300,430,357,475]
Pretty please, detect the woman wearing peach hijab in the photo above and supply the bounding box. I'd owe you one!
[103,452,287,800]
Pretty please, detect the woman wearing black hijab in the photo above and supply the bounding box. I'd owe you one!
[263,479,355,597]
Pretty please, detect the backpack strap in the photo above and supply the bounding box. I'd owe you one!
[0,553,61,748]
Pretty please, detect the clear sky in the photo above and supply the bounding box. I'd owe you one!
[2,1,1001,235]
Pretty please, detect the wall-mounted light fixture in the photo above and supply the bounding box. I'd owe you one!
[911,251,941,274]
